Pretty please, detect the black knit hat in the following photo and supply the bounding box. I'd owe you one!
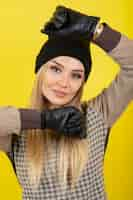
[35,37,92,82]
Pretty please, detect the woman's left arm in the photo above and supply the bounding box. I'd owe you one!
[88,23,133,128]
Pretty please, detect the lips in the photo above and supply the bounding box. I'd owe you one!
[53,90,67,97]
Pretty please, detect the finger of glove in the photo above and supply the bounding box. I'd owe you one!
[41,22,54,34]
[67,120,83,129]
[66,115,83,124]
[63,127,85,139]
[65,107,81,117]
[69,129,86,139]
[68,126,83,135]
[67,117,82,127]
[66,110,79,119]
[66,120,81,128]
[48,6,68,29]
[54,7,68,23]
[50,16,64,29]
[59,113,70,129]
[41,15,64,34]
[55,5,68,15]
[68,126,86,139]
[67,114,83,123]
[67,123,85,134]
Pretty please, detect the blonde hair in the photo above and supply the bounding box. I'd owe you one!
[24,64,89,191]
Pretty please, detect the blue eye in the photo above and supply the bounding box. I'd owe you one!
[72,73,82,79]
[50,66,61,73]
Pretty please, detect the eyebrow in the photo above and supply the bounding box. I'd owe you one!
[52,60,84,73]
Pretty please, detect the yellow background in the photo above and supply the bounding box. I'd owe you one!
[0,0,133,199]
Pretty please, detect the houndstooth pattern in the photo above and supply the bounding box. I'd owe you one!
[10,105,109,200]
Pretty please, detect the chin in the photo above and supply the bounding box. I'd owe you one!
[51,102,68,107]
[49,99,71,108]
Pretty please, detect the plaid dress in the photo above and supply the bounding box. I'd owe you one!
[10,104,109,200]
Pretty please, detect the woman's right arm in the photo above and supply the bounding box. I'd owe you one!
[0,107,42,152]
[0,106,43,153]
[0,105,85,153]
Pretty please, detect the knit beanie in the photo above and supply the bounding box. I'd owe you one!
[35,37,92,82]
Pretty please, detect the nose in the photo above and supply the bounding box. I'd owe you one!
[58,73,70,88]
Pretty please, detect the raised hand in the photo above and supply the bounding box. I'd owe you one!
[41,5,100,41]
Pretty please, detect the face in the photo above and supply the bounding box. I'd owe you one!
[41,56,85,108]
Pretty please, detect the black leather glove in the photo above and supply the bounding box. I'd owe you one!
[41,106,86,139]
[41,5,100,41]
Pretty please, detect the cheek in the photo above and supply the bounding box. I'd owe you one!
[42,71,56,87]
[41,73,54,95]
[70,81,82,93]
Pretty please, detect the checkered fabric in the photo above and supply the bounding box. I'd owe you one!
[9,105,109,200]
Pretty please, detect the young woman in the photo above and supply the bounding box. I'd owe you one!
[0,5,133,200]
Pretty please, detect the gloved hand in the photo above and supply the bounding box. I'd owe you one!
[41,106,86,139]
[41,5,100,41]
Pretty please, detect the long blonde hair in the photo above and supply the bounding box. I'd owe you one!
[24,64,89,190]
